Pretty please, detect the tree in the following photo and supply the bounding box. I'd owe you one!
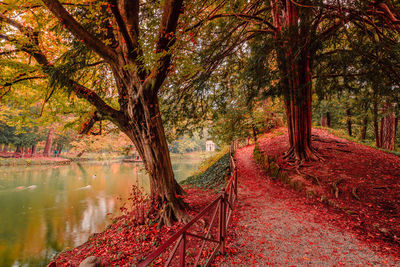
[259,1,400,162]
[0,0,196,224]
[43,127,54,157]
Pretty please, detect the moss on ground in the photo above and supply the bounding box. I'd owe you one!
[181,152,230,189]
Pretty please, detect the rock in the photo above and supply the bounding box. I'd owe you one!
[79,256,103,267]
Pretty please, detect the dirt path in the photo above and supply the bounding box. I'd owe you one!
[215,144,400,266]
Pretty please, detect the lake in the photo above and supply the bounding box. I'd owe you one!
[0,158,201,266]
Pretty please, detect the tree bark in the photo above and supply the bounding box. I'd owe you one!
[374,96,380,147]
[327,112,331,128]
[43,128,54,157]
[58,144,63,155]
[14,146,22,157]
[2,144,8,153]
[119,97,187,225]
[272,0,319,163]
[252,124,258,143]
[381,103,396,150]
[77,150,85,158]
[361,115,368,140]
[346,108,352,137]
[31,144,37,156]
[321,113,328,127]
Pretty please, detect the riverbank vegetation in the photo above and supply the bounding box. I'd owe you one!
[182,148,230,189]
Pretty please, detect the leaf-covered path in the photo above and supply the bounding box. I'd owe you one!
[215,143,400,266]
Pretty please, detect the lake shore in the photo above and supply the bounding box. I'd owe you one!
[0,156,71,166]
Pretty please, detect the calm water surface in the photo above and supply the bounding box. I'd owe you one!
[0,158,201,266]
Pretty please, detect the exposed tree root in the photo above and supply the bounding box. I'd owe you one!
[283,146,324,166]
[296,169,321,185]
[331,179,345,198]
[352,187,361,200]
[153,193,190,227]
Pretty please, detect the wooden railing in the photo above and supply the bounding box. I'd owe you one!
[137,142,240,267]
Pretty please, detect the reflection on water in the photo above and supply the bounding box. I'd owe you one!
[0,158,200,266]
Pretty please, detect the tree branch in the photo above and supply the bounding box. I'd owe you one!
[145,0,184,95]
[41,0,118,63]
[185,11,276,33]
[0,49,21,56]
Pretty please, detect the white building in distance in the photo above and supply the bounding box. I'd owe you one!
[206,140,216,152]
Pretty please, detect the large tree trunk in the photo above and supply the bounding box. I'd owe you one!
[272,0,319,163]
[120,96,187,226]
[43,128,54,157]
[282,59,318,162]
[3,144,8,153]
[381,103,396,150]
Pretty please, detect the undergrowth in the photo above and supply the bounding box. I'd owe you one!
[182,147,230,189]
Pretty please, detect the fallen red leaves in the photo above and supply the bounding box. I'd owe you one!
[50,186,218,266]
[256,128,400,258]
[214,128,399,265]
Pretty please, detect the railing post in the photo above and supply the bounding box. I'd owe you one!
[179,232,186,267]
[219,189,226,255]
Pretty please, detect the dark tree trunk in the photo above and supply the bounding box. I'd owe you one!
[31,145,37,156]
[252,125,258,143]
[374,96,380,147]
[381,103,396,150]
[396,117,399,149]
[346,108,352,137]
[77,150,85,158]
[272,0,319,163]
[58,144,63,155]
[43,128,54,157]
[24,147,29,156]
[14,146,22,157]
[119,97,187,225]
[321,113,327,127]
[361,115,368,140]
[326,112,331,128]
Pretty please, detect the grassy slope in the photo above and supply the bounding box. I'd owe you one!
[181,148,230,189]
